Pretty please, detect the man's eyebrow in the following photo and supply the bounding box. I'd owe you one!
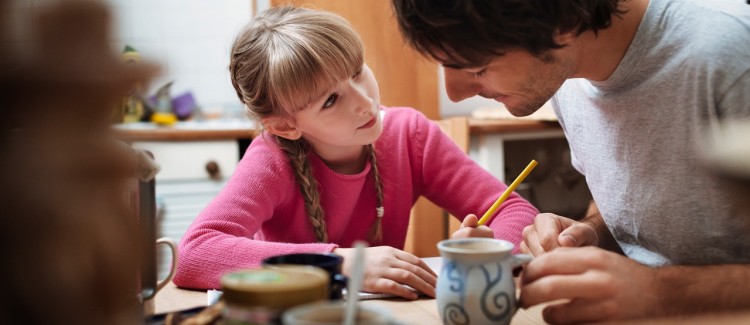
[442,62,469,69]
[440,53,505,70]
[441,61,490,70]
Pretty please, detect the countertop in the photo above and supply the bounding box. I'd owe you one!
[468,118,560,134]
[113,119,258,141]
[113,118,560,142]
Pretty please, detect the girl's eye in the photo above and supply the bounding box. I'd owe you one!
[322,93,339,109]
[352,68,363,80]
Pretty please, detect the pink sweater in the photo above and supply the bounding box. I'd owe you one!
[174,107,538,289]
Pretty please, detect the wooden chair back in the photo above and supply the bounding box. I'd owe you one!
[404,116,469,257]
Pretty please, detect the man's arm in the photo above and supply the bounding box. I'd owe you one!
[580,201,624,254]
[656,264,750,315]
[521,247,750,323]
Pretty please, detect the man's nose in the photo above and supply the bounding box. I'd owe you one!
[444,68,481,102]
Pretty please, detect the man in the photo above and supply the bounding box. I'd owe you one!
[393,0,750,323]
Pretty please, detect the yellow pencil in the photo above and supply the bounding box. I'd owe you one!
[477,159,538,225]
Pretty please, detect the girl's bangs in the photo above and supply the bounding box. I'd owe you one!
[268,19,364,115]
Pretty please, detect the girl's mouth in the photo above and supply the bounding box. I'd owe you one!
[358,116,377,129]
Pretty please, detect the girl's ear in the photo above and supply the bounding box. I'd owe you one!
[262,116,302,140]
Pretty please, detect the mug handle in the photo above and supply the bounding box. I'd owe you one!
[511,254,533,277]
[155,237,178,293]
[331,273,348,300]
[512,254,533,268]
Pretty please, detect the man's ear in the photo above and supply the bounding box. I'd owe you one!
[262,116,302,140]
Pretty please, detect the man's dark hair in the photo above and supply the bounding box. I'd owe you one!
[393,0,625,67]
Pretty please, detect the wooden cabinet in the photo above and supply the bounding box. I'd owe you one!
[131,140,240,279]
[132,141,240,181]
[117,121,255,278]
[405,118,468,257]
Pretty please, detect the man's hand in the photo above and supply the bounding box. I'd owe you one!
[451,214,494,239]
[333,246,437,300]
[520,213,599,256]
[519,246,660,323]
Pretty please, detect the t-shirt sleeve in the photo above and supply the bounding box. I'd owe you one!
[718,68,750,120]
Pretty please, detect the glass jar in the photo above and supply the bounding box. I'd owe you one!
[220,266,329,325]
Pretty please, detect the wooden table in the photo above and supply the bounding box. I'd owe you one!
[154,282,750,325]
[154,282,207,315]
[359,296,546,325]
[154,256,546,324]
[153,282,546,325]
[153,255,750,325]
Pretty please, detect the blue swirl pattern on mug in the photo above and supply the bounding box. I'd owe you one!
[479,262,511,322]
[442,303,469,325]
[439,261,512,325]
[443,261,469,325]
[445,261,465,297]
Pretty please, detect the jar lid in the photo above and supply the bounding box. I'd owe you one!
[221,265,329,309]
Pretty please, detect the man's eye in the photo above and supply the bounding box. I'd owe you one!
[323,94,339,109]
[470,68,487,78]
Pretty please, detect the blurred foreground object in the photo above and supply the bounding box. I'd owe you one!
[702,120,750,216]
[0,0,157,324]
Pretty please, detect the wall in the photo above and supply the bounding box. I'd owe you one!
[7,1,252,118]
[105,0,252,117]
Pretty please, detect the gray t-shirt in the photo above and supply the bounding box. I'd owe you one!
[552,0,750,266]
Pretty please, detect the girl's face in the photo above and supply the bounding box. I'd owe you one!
[289,64,383,161]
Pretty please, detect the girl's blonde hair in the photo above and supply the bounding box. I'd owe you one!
[229,7,384,243]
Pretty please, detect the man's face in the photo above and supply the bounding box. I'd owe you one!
[440,49,574,117]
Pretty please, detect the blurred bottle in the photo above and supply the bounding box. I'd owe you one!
[121,45,145,123]
[150,81,177,125]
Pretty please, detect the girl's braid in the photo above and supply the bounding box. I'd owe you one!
[277,137,328,242]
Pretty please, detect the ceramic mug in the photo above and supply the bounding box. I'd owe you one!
[134,172,179,315]
[263,253,348,300]
[436,238,532,325]
[141,237,178,315]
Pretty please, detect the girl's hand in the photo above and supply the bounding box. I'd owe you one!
[333,246,437,300]
[451,214,494,239]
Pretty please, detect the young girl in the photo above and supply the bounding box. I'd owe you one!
[174,6,538,299]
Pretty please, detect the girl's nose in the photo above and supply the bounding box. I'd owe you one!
[351,83,373,114]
